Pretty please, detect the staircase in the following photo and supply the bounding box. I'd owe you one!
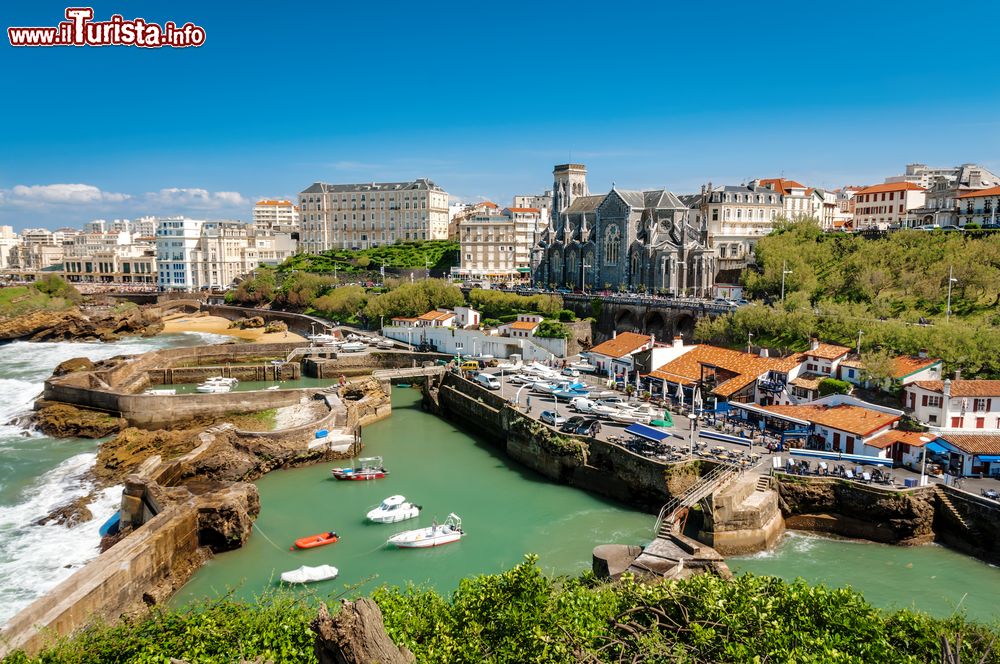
[755,476,771,492]
[937,487,978,535]
[654,463,743,538]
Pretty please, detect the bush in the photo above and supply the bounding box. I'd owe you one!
[535,320,570,339]
[33,274,81,303]
[557,309,576,322]
[312,285,368,322]
[469,289,563,319]
[819,377,851,396]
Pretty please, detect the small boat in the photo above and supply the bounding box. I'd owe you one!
[340,341,367,352]
[266,385,281,391]
[388,513,464,549]
[280,564,339,584]
[144,388,176,396]
[376,340,394,350]
[531,381,559,394]
[591,404,620,418]
[196,376,238,393]
[331,456,388,481]
[611,410,650,425]
[292,531,339,549]
[308,333,338,344]
[553,388,590,400]
[570,362,598,373]
[367,495,421,523]
[98,512,120,537]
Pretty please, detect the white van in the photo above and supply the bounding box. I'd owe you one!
[474,373,501,390]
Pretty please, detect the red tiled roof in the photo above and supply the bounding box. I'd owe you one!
[806,343,850,360]
[417,310,455,322]
[508,320,540,330]
[588,332,652,359]
[758,178,806,195]
[479,201,499,208]
[939,434,1000,455]
[648,344,805,397]
[866,429,930,450]
[855,182,926,195]
[891,355,940,379]
[506,207,540,213]
[255,199,296,206]
[762,404,900,437]
[911,380,1000,397]
[957,185,1000,199]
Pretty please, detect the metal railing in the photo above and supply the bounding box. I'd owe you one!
[653,462,743,536]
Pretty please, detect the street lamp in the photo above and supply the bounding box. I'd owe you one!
[780,260,793,303]
[746,331,754,354]
[406,326,413,349]
[946,265,957,321]
[856,329,864,356]
[582,262,591,295]
[687,413,698,458]
[919,436,932,486]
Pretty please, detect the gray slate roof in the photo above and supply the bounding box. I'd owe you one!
[564,195,604,213]
[300,178,444,195]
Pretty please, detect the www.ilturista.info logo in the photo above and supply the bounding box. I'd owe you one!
[8,7,206,48]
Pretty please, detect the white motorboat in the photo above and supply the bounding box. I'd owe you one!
[569,362,598,373]
[561,367,580,377]
[196,376,238,393]
[266,385,281,391]
[591,404,620,418]
[280,564,339,584]
[367,495,421,524]
[340,341,367,352]
[610,410,650,425]
[308,333,338,344]
[531,381,559,394]
[388,513,464,549]
[376,340,394,350]
[144,388,176,396]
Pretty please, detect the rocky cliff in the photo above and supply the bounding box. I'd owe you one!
[34,402,128,439]
[0,304,163,342]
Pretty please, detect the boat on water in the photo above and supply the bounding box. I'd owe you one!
[331,456,388,481]
[144,388,176,396]
[266,385,281,391]
[387,513,464,549]
[367,495,421,523]
[340,341,367,352]
[292,531,339,549]
[280,564,339,584]
[196,376,239,393]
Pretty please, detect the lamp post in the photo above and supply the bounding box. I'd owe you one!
[582,262,591,295]
[919,436,932,486]
[406,326,413,349]
[856,329,864,356]
[746,331,754,354]
[946,265,957,321]
[687,413,698,458]
[780,260,793,303]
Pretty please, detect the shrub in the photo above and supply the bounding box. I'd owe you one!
[819,377,851,396]
[557,309,576,322]
[535,320,570,339]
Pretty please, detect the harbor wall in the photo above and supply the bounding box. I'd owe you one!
[0,503,201,658]
[933,485,1000,565]
[700,476,785,556]
[434,371,704,512]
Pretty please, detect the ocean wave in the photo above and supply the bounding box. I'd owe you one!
[0,454,121,626]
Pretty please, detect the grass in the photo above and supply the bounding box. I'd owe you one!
[226,408,278,432]
[277,240,459,274]
[0,285,74,317]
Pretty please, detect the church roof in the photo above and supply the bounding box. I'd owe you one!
[610,188,686,211]
[564,195,603,213]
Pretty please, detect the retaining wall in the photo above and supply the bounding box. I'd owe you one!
[0,502,200,657]
[203,304,331,336]
[700,476,784,555]
[934,485,1000,564]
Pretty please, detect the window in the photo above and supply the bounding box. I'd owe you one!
[951,416,963,428]
[976,417,985,429]
[974,398,992,412]
[604,225,620,265]
[928,395,943,408]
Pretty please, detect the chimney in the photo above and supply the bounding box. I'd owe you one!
[759,348,770,358]
[810,338,820,351]
[954,369,961,380]
[673,335,683,349]
[650,333,656,346]
[943,378,952,397]
[612,330,617,339]
[918,349,928,359]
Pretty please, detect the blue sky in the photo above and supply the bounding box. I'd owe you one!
[2,0,999,230]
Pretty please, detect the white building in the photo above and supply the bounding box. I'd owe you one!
[252,231,297,265]
[904,379,1000,432]
[885,163,965,189]
[504,207,546,276]
[253,199,300,233]
[764,395,902,456]
[696,182,783,263]
[156,217,206,290]
[298,179,449,252]
[758,178,814,221]
[63,244,156,285]
[0,226,19,269]
[499,313,543,339]
[851,182,926,230]
[585,332,654,379]
[513,191,552,226]
[956,185,1000,227]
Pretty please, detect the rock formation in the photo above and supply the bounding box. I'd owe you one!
[312,600,415,664]
[34,403,127,439]
[0,304,163,342]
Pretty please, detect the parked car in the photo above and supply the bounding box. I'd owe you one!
[572,418,600,436]
[460,360,481,372]
[540,410,566,426]
[570,397,596,413]
[474,373,501,390]
[559,416,587,433]
[561,367,580,377]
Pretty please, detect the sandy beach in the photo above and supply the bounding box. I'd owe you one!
[162,314,307,343]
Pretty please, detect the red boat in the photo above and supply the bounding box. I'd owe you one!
[331,456,388,481]
[292,531,339,550]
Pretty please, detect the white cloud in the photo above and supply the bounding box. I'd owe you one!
[145,188,248,209]
[2,183,130,205]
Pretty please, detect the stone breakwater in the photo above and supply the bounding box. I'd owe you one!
[0,341,394,658]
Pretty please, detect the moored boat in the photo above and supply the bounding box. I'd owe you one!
[280,564,339,584]
[196,376,239,393]
[367,495,421,523]
[569,361,598,373]
[331,456,388,481]
[292,531,339,549]
[387,513,464,549]
[340,341,367,352]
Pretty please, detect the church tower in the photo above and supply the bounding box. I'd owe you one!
[552,163,588,220]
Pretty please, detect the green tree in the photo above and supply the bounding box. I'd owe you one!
[311,285,368,321]
[229,268,276,306]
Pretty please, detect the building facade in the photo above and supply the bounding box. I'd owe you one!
[851,182,926,229]
[696,182,783,264]
[537,164,716,295]
[298,179,449,253]
[956,186,1000,226]
[456,214,517,280]
[252,199,300,233]
[505,207,546,276]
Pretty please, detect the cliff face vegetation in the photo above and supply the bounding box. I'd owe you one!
[4,558,998,664]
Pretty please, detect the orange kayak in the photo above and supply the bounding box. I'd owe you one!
[293,531,339,550]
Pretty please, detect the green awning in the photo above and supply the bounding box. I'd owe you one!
[516,267,531,273]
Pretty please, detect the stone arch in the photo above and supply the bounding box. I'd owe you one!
[675,313,696,341]
[615,308,639,332]
[644,311,668,339]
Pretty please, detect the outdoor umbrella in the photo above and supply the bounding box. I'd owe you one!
[675,382,685,410]
[693,387,703,414]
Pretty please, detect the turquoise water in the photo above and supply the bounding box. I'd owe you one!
[730,532,1000,622]
[174,388,655,603]
[169,377,339,394]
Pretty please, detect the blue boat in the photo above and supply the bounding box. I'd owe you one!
[99,512,121,537]
[552,387,590,400]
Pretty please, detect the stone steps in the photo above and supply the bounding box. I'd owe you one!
[755,476,771,492]
[938,489,978,535]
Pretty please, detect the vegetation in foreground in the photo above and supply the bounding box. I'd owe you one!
[5,558,997,663]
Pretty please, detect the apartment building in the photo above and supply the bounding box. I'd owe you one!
[697,182,783,262]
[851,182,926,229]
[253,199,300,233]
[885,163,965,189]
[455,214,517,280]
[63,244,156,284]
[156,217,207,290]
[758,178,814,220]
[956,186,1000,226]
[298,179,449,253]
[505,207,546,275]
[253,231,298,265]
[513,191,552,225]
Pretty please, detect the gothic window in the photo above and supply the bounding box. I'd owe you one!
[630,251,640,278]
[604,225,620,265]
[567,252,577,280]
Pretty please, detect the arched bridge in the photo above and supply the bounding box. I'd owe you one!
[560,293,734,340]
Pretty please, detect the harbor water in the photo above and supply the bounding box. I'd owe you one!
[0,333,230,626]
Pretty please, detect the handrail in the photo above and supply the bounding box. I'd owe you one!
[653,462,743,536]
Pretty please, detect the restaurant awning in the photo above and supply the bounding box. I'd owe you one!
[926,441,949,454]
[701,430,753,447]
[727,401,811,426]
[977,455,1000,462]
[789,448,894,467]
[624,423,670,443]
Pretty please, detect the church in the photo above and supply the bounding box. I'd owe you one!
[534,164,716,295]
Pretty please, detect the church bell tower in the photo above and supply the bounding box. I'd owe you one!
[552,163,588,220]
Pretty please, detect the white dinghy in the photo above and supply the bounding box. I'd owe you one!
[279,564,339,584]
